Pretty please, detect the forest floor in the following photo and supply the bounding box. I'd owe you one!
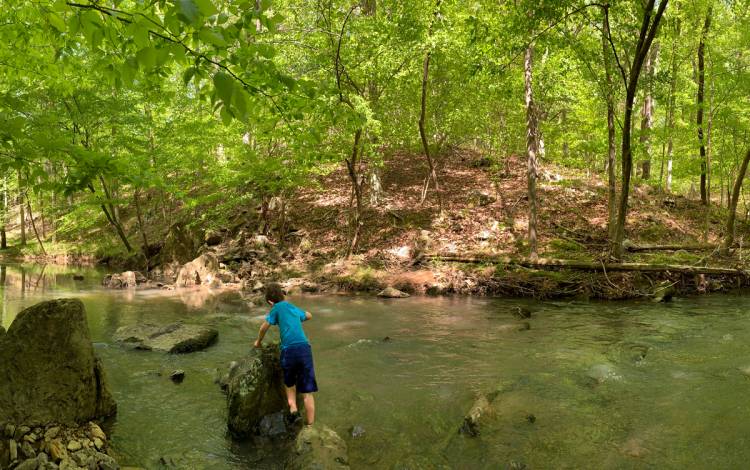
[3,147,750,300]
[277,147,750,299]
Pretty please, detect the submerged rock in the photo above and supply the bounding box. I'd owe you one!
[495,322,531,333]
[459,394,492,437]
[287,425,350,470]
[175,253,221,288]
[586,363,622,384]
[652,282,676,303]
[0,299,117,426]
[170,370,186,383]
[377,287,410,298]
[349,425,365,438]
[511,306,532,319]
[226,344,287,438]
[114,322,218,353]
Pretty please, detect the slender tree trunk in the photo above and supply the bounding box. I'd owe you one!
[345,129,364,257]
[661,20,679,193]
[1,175,7,250]
[722,148,750,255]
[88,182,132,253]
[18,171,26,246]
[640,44,658,179]
[418,0,443,212]
[524,45,539,261]
[602,14,617,239]
[26,196,46,256]
[611,0,669,259]
[697,5,712,205]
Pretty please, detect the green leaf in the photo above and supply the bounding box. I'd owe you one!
[194,0,219,16]
[220,105,233,125]
[47,13,66,33]
[183,67,196,85]
[213,71,234,104]
[176,0,202,25]
[136,47,157,69]
[199,28,227,47]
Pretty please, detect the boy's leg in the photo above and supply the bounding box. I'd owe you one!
[302,393,315,426]
[285,385,298,413]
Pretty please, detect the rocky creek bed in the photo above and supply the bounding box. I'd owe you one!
[4,263,750,468]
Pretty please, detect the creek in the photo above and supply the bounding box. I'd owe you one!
[2,263,750,468]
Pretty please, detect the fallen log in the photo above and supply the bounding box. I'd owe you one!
[426,254,749,276]
[625,243,716,252]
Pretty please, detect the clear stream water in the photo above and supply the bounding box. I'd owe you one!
[2,263,750,469]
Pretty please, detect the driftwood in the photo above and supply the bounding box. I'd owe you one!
[426,254,749,276]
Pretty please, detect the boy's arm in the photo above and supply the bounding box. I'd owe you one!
[304,311,312,321]
[254,321,271,348]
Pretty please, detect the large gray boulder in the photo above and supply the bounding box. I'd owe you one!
[287,425,350,470]
[114,322,218,353]
[0,299,117,426]
[175,253,221,288]
[226,344,287,438]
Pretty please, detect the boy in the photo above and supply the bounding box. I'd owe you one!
[254,282,317,426]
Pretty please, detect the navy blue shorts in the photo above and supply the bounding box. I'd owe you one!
[280,344,318,393]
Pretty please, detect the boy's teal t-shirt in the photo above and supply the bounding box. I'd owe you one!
[265,301,309,350]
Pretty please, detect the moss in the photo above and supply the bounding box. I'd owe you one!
[333,266,386,291]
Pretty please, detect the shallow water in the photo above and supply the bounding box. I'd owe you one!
[2,263,750,468]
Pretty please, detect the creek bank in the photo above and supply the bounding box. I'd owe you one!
[0,299,118,470]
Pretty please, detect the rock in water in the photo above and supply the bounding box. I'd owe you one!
[377,287,410,298]
[287,425,350,470]
[0,299,117,426]
[652,282,675,303]
[226,345,287,438]
[114,322,218,353]
[175,253,221,287]
[459,394,492,437]
[170,370,186,383]
[102,271,146,289]
[512,306,532,319]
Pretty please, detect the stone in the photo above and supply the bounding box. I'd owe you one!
[495,323,530,333]
[170,370,186,383]
[226,344,287,438]
[15,425,30,440]
[5,424,15,438]
[652,282,675,303]
[44,426,60,440]
[175,253,221,288]
[20,440,35,458]
[72,275,85,281]
[37,452,48,464]
[511,306,532,319]
[0,299,116,427]
[93,437,104,450]
[96,452,118,470]
[470,190,496,207]
[48,439,67,462]
[216,361,238,391]
[67,440,81,452]
[377,287,410,298]
[114,322,218,353]
[287,425,350,470]
[15,458,39,470]
[9,439,17,461]
[102,271,146,289]
[459,394,492,437]
[258,412,288,437]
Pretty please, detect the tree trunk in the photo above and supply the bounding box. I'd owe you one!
[18,171,26,246]
[88,182,132,253]
[639,44,658,179]
[610,0,669,259]
[602,14,617,239]
[418,0,443,213]
[345,129,364,258]
[697,6,712,205]
[1,175,7,250]
[722,148,750,255]
[662,19,679,193]
[26,196,46,256]
[524,45,539,261]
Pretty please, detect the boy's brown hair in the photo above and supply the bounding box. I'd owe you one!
[265,282,285,304]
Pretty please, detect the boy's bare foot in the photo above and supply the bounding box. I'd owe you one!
[285,410,302,426]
